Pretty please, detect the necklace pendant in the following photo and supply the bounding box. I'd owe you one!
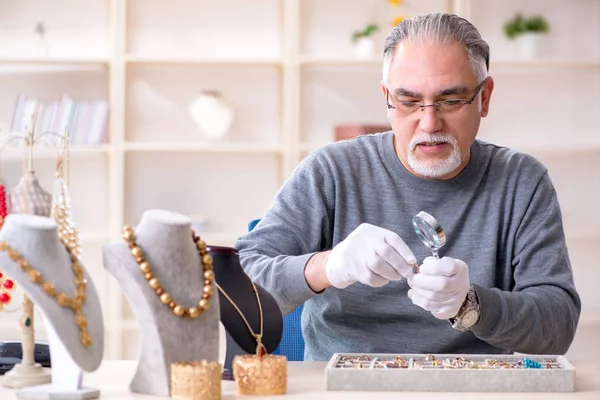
[255,342,267,357]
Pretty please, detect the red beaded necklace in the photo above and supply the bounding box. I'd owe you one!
[0,182,15,310]
[0,270,15,309]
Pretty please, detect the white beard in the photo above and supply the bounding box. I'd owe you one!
[407,133,463,178]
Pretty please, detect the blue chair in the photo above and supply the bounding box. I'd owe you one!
[247,219,305,361]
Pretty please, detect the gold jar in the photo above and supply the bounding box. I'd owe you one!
[232,354,288,395]
[171,361,222,400]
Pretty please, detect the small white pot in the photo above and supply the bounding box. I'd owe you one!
[353,37,376,60]
[517,32,543,59]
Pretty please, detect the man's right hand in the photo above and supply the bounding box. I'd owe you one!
[324,223,417,289]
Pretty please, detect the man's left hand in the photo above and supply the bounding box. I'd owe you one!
[407,256,470,320]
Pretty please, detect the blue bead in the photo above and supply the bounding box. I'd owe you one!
[523,358,542,369]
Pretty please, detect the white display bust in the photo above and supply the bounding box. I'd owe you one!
[102,209,220,397]
[0,214,104,399]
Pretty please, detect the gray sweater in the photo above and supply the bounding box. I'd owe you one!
[236,131,581,361]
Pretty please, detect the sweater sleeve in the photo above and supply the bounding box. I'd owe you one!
[235,151,334,315]
[470,171,582,354]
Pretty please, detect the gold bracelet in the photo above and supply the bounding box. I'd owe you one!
[171,361,222,400]
[232,354,288,395]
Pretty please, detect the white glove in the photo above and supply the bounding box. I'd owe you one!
[325,223,417,289]
[407,256,470,320]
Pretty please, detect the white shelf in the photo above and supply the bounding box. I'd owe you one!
[580,311,600,327]
[491,59,600,69]
[0,57,109,73]
[123,142,281,154]
[1,145,112,160]
[300,56,382,67]
[0,57,110,65]
[513,145,600,155]
[125,55,282,67]
[565,231,600,241]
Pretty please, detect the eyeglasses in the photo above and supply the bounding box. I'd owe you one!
[386,79,487,116]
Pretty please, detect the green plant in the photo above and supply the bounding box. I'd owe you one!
[504,13,549,39]
[352,23,378,42]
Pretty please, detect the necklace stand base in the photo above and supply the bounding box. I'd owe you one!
[16,384,100,400]
[1,364,51,389]
[14,320,100,399]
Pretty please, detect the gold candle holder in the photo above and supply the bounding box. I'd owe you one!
[171,361,222,400]
[232,354,288,395]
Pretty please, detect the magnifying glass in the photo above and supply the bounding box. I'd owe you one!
[411,211,446,273]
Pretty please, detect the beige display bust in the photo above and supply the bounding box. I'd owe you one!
[0,214,104,399]
[102,209,220,397]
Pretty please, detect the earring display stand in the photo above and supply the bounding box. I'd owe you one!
[1,294,51,389]
[0,124,51,390]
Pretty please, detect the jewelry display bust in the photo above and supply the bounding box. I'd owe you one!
[208,246,283,377]
[0,214,104,399]
[102,209,220,397]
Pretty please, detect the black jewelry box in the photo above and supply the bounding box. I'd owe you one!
[0,341,51,374]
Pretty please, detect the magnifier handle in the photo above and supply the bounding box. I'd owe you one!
[412,251,441,274]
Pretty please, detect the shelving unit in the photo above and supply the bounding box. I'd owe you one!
[0,0,598,361]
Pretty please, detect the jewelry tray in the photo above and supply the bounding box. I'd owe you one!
[325,353,575,392]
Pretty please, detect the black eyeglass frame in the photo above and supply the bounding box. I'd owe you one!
[386,78,488,112]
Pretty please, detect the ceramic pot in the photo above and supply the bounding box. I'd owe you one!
[188,91,234,139]
[517,32,543,59]
[353,37,375,59]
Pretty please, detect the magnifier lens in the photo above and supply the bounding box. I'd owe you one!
[414,218,440,249]
[412,211,446,260]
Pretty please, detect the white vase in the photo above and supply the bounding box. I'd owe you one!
[353,37,375,60]
[188,91,234,140]
[517,32,542,59]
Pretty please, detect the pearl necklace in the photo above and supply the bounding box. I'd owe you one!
[122,226,214,318]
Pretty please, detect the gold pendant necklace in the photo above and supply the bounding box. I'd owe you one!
[122,226,215,318]
[215,278,265,356]
[0,241,90,347]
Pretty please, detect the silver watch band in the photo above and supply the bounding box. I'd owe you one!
[450,285,480,331]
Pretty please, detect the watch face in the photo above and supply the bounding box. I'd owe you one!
[462,310,479,327]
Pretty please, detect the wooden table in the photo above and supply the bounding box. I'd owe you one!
[1,360,599,399]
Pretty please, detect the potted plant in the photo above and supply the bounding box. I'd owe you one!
[352,23,378,59]
[504,13,550,59]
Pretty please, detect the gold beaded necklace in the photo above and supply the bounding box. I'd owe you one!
[0,241,91,347]
[122,226,214,318]
[215,278,265,356]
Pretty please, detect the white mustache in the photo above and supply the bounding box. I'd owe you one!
[410,133,456,151]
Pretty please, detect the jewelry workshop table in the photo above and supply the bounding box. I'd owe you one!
[1,360,599,399]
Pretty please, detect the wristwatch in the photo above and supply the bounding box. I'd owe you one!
[450,285,480,331]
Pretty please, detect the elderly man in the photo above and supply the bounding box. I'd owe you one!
[235,12,581,361]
